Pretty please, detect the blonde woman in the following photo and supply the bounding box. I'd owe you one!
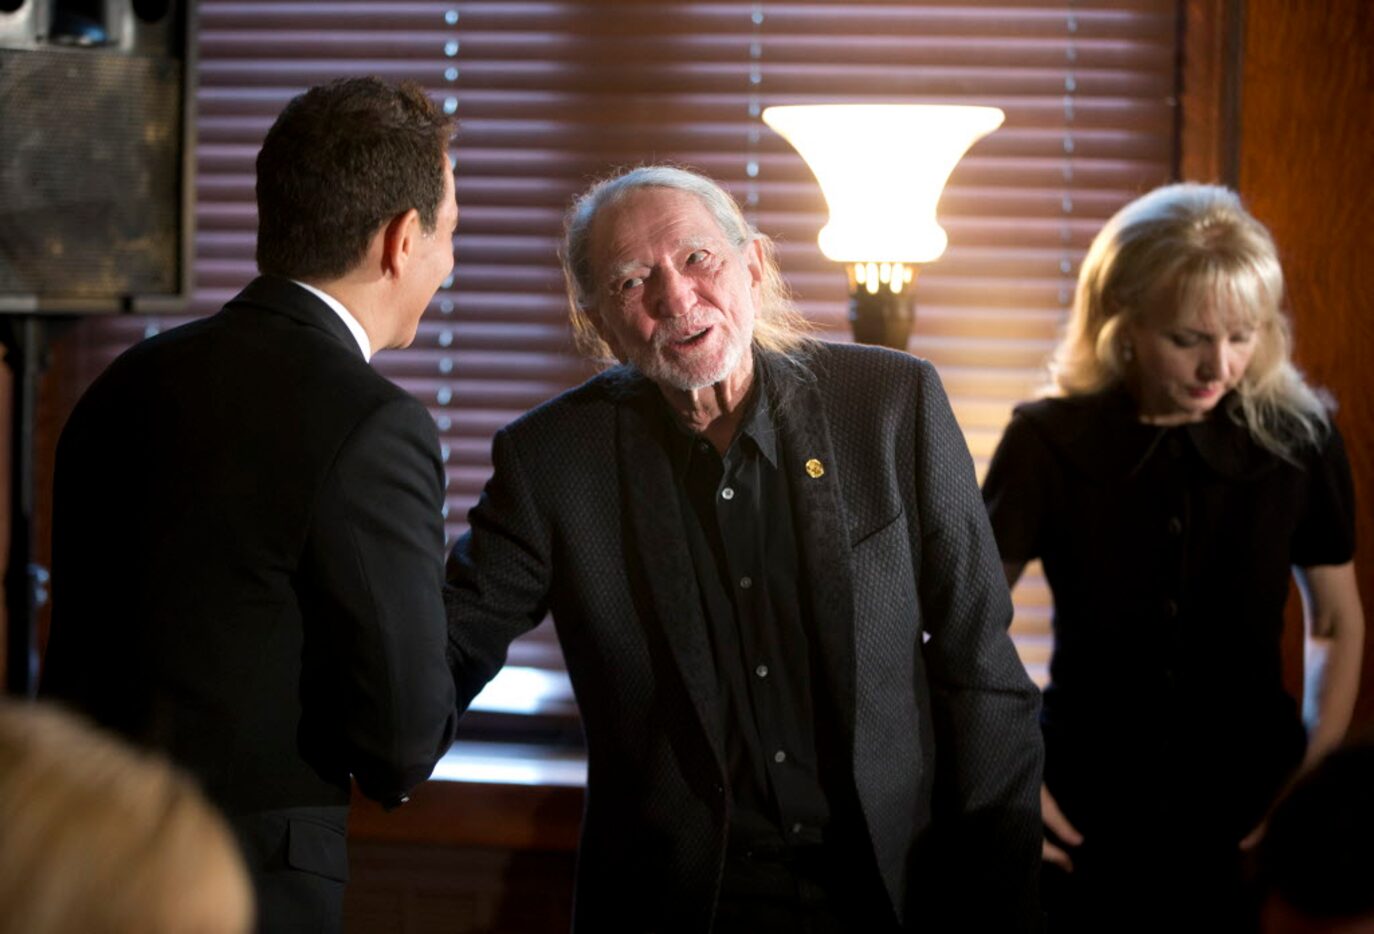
[0,702,253,934]
[982,183,1364,932]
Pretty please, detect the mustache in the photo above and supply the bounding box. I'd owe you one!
[652,316,715,348]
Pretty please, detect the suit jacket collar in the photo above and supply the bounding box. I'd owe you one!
[225,275,367,361]
[613,349,858,767]
[614,372,727,765]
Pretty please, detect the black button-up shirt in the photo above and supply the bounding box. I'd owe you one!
[663,381,830,852]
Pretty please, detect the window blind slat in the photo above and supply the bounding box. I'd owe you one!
[57,0,1180,690]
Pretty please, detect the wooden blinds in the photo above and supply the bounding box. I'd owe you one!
[53,0,1180,686]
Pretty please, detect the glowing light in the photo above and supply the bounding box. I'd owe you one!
[762,104,1004,263]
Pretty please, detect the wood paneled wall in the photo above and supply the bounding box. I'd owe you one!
[1231,0,1374,731]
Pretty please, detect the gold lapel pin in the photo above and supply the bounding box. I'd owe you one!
[804,458,825,479]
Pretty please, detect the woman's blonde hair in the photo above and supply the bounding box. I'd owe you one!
[1049,182,1330,458]
[0,702,253,934]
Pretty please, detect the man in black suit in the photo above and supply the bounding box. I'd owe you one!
[446,166,1044,931]
[42,77,460,932]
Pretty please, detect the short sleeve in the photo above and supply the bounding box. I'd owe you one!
[982,410,1059,565]
[1291,423,1356,568]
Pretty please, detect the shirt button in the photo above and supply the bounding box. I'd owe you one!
[773,750,786,763]
[739,576,753,589]
[755,664,769,678]
[1167,516,1183,535]
[720,487,735,500]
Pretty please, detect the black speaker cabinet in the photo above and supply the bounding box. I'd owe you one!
[0,0,196,313]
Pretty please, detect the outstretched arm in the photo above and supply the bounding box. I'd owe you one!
[445,425,554,711]
[306,397,458,805]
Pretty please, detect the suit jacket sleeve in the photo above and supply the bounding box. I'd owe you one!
[912,361,1044,929]
[303,396,458,804]
[444,425,553,710]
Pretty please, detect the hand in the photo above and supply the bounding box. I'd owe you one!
[1041,783,1083,872]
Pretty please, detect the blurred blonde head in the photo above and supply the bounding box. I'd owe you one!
[1050,182,1330,457]
[0,702,253,934]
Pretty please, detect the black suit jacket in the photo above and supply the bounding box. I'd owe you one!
[42,277,457,930]
[447,343,1044,931]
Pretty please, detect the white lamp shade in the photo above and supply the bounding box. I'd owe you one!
[762,104,1005,263]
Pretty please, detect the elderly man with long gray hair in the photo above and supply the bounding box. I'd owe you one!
[445,165,1043,932]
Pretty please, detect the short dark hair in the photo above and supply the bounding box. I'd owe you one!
[1256,743,1374,921]
[255,76,455,281]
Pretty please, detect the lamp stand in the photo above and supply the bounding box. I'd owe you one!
[845,263,918,350]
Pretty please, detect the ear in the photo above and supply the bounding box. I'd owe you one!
[744,238,765,301]
[380,208,422,279]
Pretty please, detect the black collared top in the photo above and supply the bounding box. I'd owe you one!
[982,387,1355,841]
[661,376,832,854]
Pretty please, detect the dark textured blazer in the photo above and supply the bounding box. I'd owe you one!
[447,342,1044,932]
[42,276,458,929]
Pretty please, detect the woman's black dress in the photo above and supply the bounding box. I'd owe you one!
[982,388,1354,931]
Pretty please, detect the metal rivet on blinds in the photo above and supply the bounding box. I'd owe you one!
[440,444,451,462]
[445,66,458,82]
[1062,196,1074,213]
[748,101,761,117]
[752,10,764,25]
[445,9,459,24]
[444,98,458,115]
[1065,75,1077,93]
[1059,286,1072,305]
[437,415,452,431]
[441,504,450,518]
[438,358,453,375]
[443,275,454,289]
[1062,163,1074,182]
[444,40,459,57]
[746,191,759,206]
[749,66,761,85]
[437,387,452,406]
[750,41,761,59]
[1063,97,1075,121]
[1067,15,1078,32]
[1066,46,1078,63]
[440,299,454,314]
[1060,259,1073,275]
[1062,137,1075,154]
[438,330,453,347]
[746,161,759,178]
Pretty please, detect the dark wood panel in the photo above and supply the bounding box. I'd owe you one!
[1236,0,1374,731]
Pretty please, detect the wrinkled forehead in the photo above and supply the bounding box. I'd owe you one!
[589,187,729,272]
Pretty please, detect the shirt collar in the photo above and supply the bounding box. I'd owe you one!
[660,365,780,475]
[1018,385,1274,480]
[290,279,372,361]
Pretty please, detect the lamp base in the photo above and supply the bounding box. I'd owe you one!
[848,287,916,350]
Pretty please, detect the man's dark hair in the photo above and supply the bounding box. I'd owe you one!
[255,76,455,281]
[1255,742,1374,921]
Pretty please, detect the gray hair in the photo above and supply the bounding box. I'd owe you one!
[1049,182,1330,459]
[560,165,811,363]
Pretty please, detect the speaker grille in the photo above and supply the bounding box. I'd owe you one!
[0,47,183,303]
